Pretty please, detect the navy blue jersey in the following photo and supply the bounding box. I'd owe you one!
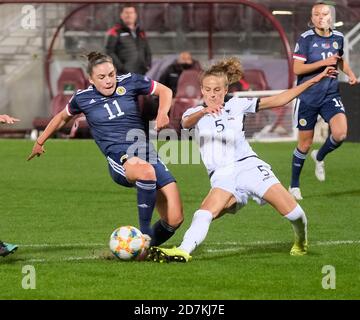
[66,73,157,157]
[293,28,344,105]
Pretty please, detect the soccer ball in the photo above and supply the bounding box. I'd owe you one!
[109,226,147,260]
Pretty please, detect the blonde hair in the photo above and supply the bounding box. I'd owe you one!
[200,57,244,87]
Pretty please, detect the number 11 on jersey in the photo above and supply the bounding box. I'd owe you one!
[104,100,124,120]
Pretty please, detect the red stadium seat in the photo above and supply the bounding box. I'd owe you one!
[169,69,202,135]
[243,69,270,91]
[33,67,90,138]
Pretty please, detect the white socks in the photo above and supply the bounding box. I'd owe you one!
[179,209,213,254]
[284,204,308,243]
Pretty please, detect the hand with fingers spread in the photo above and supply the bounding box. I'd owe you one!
[202,101,224,116]
[0,114,20,124]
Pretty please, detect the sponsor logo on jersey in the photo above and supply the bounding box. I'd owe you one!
[89,99,96,104]
[333,41,339,49]
[322,42,331,49]
[299,118,307,127]
[116,86,126,96]
[313,43,318,47]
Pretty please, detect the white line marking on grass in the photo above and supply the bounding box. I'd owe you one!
[205,239,360,253]
[20,243,105,248]
[15,239,359,263]
[27,256,100,263]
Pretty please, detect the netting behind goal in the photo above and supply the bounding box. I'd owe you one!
[232,90,296,142]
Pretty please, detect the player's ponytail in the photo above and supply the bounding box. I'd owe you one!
[200,57,244,87]
[84,51,114,75]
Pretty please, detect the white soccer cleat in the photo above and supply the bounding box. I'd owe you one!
[311,150,325,181]
[288,187,303,200]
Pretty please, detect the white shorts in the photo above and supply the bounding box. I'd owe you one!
[210,157,280,207]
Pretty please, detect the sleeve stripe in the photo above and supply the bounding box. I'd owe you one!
[293,54,307,61]
[149,80,157,95]
[66,104,75,116]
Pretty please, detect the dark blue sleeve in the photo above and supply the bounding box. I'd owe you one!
[131,73,155,96]
[66,94,82,116]
[293,36,309,62]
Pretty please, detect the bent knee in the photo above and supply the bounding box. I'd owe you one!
[298,140,313,153]
[138,164,156,180]
[166,216,184,229]
[331,132,347,143]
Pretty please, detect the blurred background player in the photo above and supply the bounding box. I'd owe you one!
[0,114,20,257]
[105,4,152,75]
[289,2,358,200]
[148,57,337,262]
[159,51,201,96]
[28,52,183,247]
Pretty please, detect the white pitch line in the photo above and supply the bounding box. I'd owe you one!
[205,239,360,253]
[13,239,360,264]
[20,243,105,248]
[27,256,100,263]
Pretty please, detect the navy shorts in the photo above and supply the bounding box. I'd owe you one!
[107,153,176,189]
[295,96,345,130]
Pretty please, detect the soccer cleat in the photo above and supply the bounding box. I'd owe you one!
[290,240,308,256]
[0,242,18,257]
[147,246,192,263]
[288,187,303,200]
[311,150,325,181]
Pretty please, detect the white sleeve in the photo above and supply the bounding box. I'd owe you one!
[182,105,204,120]
[233,97,259,114]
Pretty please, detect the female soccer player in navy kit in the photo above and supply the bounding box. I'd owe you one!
[289,2,358,200]
[28,52,183,247]
[148,57,337,262]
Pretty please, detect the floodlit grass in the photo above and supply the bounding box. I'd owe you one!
[1,139,359,299]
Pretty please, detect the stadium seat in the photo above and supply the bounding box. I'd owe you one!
[139,4,168,32]
[169,69,202,136]
[64,5,92,31]
[33,67,90,138]
[214,4,245,32]
[187,4,213,32]
[243,69,270,91]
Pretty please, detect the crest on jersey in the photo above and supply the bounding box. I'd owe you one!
[299,118,307,127]
[321,42,331,49]
[116,86,126,96]
[333,41,339,49]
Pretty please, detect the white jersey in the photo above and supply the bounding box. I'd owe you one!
[182,97,259,174]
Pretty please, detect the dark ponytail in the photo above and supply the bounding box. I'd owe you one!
[85,51,114,75]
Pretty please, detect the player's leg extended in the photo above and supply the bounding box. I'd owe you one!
[151,182,183,246]
[262,183,308,256]
[178,188,233,254]
[313,113,347,179]
[289,129,314,200]
[123,157,157,237]
[150,188,233,262]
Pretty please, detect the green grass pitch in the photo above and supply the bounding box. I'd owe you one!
[0,139,359,299]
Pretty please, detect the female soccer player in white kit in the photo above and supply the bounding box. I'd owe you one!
[149,57,337,262]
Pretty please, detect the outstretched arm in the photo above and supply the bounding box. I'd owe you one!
[293,54,341,75]
[0,114,20,124]
[258,66,338,110]
[27,109,73,161]
[153,82,173,131]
